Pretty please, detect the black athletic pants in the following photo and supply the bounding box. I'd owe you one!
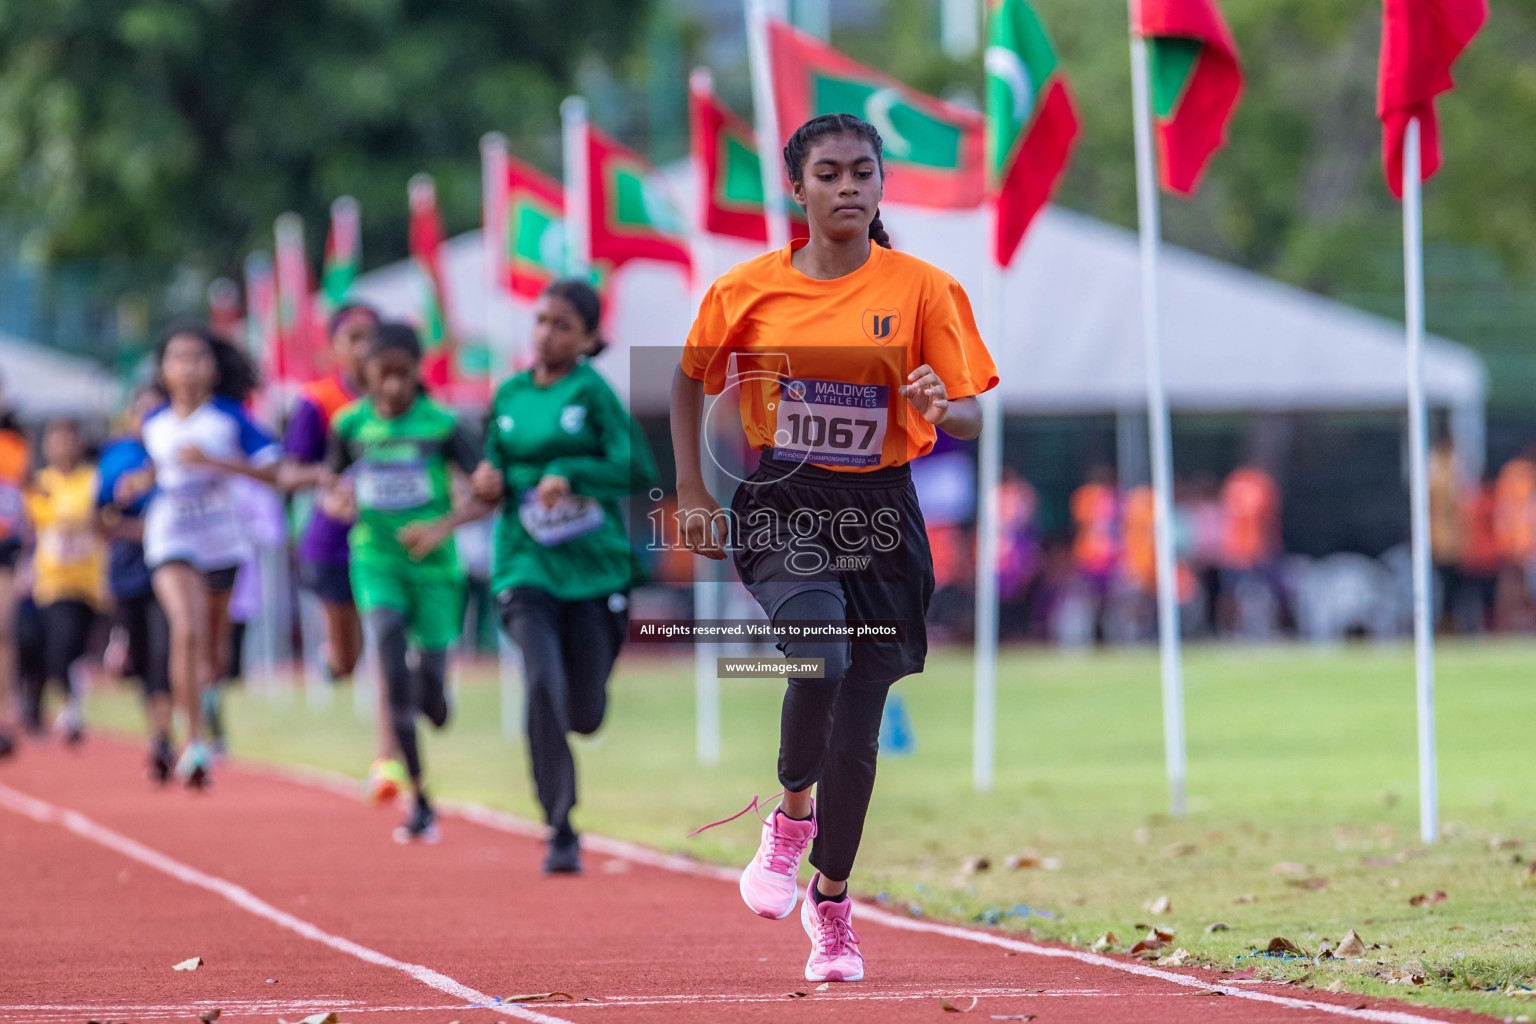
[116,592,170,697]
[497,587,628,838]
[367,608,450,787]
[730,453,936,884]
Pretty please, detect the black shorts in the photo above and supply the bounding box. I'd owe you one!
[300,560,354,606]
[116,593,170,696]
[728,452,935,686]
[154,559,240,594]
[0,538,20,570]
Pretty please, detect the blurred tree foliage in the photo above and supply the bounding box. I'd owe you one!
[0,0,650,274]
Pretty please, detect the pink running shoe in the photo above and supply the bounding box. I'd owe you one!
[738,805,816,919]
[801,874,865,982]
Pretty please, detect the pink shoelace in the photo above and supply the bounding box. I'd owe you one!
[811,906,862,960]
[685,790,785,838]
[686,789,813,876]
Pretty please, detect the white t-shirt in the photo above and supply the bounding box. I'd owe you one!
[141,396,280,571]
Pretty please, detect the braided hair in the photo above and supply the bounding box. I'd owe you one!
[782,113,892,249]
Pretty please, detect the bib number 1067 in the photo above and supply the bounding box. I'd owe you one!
[780,413,878,450]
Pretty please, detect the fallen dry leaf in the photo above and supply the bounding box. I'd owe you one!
[1335,929,1367,958]
[1204,922,1231,933]
[1490,835,1523,851]
[1407,891,1447,906]
[1384,969,1426,985]
[1525,862,1536,878]
[1145,895,1172,915]
[940,996,979,1012]
[1232,893,1257,904]
[278,1015,336,1024]
[172,956,203,971]
[1041,857,1063,870]
[1004,854,1040,870]
[1150,927,1176,942]
[1326,980,1347,993]
[1164,841,1198,859]
[506,993,573,1003]
[199,1011,221,1024]
[1272,861,1307,875]
[1090,931,1118,952]
[1285,877,1330,891]
[989,1016,1036,1021]
[785,990,808,998]
[1266,937,1305,957]
[816,983,830,991]
[1130,937,1167,957]
[1158,948,1194,967]
[962,856,992,876]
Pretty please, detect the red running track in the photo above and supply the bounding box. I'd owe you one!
[0,738,1501,1024]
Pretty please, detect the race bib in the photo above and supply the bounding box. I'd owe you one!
[519,491,606,547]
[355,460,432,512]
[772,378,890,468]
[167,479,229,538]
[40,524,94,564]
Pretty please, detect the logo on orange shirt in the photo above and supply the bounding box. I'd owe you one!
[863,308,901,344]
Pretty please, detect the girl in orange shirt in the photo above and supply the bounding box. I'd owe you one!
[672,113,997,984]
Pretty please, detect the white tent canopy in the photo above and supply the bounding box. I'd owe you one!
[350,165,1485,419]
[0,331,122,419]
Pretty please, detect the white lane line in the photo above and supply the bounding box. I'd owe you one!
[0,783,571,1024]
[233,760,1477,1024]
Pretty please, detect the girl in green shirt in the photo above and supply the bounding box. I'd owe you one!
[472,279,658,874]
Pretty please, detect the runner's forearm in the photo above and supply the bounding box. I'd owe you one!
[670,367,707,492]
[938,397,982,441]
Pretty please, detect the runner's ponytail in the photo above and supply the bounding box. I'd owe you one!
[868,207,891,249]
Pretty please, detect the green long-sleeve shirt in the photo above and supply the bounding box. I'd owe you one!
[485,361,659,601]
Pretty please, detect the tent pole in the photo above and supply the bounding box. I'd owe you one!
[1403,117,1438,846]
[1130,30,1187,819]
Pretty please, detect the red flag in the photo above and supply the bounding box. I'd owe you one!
[767,20,986,209]
[273,212,319,384]
[1377,0,1487,198]
[505,156,567,299]
[690,70,809,245]
[586,126,692,274]
[1131,0,1244,196]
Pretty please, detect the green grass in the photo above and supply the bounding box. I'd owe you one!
[84,641,1536,1019]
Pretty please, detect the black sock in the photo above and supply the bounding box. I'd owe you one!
[778,805,813,822]
[812,881,848,904]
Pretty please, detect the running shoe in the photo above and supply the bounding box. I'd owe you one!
[739,804,816,919]
[543,826,582,875]
[54,706,84,747]
[201,686,225,757]
[801,873,865,982]
[393,798,439,844]
[148,737,174,785]
[364,758,408,806]
[175,741,214,789]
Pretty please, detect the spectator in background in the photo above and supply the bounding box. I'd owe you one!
[1427,433,1467,632]
[995,468,1043,639]
[1459,471,1501,632]
[1493,447,1536,628]
[1220,465,1287,635]
[1070,465,1119,641]
[1184,475,1227,636]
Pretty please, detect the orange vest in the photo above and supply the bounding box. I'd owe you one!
[299,374,357,429]
[1071,483,1118,575]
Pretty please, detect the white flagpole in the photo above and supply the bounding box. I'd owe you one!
[1402,117,1438,845]
[689,66,722,766]
[972,208,1002,793]
[1129,29,1187,819]
[561,96,592,278]
[480,131,512,374]
[746,0,790,251]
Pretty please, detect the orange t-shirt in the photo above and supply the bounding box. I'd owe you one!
[1493,457,1536,561]
[0,429,29,541]
[681,240,999,472]
[1222,467,1279,570]
[1070,482,1118,575]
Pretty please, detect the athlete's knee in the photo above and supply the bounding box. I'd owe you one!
[783,638,851,682]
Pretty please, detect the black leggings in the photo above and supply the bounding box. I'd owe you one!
[117,593,170,697]
[498,587,627,838]
[367,608,450,787]
[775,588,891,884]
[43,601,96,691]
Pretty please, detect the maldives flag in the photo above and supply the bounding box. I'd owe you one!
[767,20,986,209]
[505,156,567,299]
[320,196,361,311]
[1377,0,1487,198]
[242,252,277,370]
[408,174,455,389]
[1131,0,1244,196]
[986,0,1080,267]
[689,70,809,245]
[273,212,318,383]
[586,126,692,274]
